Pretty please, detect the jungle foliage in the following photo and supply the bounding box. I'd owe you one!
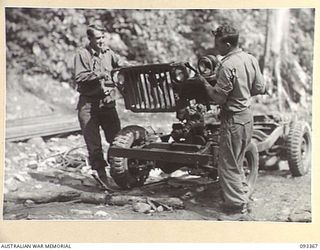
[5,8,315,119]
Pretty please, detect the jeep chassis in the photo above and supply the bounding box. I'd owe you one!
[108,57,312,192]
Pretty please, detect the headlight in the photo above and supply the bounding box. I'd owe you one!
[117,72,125,85]
[171,65,188,83]
[197,55,219,77]
[112,70,125,85]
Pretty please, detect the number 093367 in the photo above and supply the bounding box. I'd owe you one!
[300,244,319,248]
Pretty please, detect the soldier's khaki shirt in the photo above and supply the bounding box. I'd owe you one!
[204,48,265,113]
[74,45,122,98]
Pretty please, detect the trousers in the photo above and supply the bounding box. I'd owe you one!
[77,95,121,171]
[218,108,253,206]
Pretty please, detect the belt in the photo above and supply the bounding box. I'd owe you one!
[79,95,115,107]
[220,106,251,119]
[80,95,104,102]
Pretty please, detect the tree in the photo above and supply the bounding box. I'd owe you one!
[262,9,311,114]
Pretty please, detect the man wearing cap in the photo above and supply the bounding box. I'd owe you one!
[200,24,266,220]
[73,24,124,187]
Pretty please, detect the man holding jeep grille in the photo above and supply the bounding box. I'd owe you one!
[73,23,124,188]
[201,24,266,220]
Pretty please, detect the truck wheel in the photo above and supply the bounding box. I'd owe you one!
[243,142,259,198]
[286,121,311,176]
[252,132,280,170]
[109,125,150,189]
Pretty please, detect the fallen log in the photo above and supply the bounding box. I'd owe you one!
[5,190,81,204]
[79,192,110,205]
[107,195,184,209]
[5,189,184,210]
[107,195,144,205]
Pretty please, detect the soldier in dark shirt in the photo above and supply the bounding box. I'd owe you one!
[202,24,266,220]
[74,24,124,187]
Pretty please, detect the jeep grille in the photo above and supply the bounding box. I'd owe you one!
[121,64,177,112]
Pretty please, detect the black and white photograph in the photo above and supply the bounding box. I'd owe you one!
[3,8,314,223]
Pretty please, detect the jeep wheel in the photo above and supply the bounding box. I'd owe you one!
[286,121,311,176]
[109,125,150,189]
[243,142,259,198]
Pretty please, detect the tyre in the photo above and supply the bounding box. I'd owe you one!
[252,130,281,171]
[243,142,259,198]
[286,121,311,176]
[109,125,151,189]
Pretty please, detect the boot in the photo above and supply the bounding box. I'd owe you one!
[92,168,115,192]
[97,168,109,185]
[218,203,255,221]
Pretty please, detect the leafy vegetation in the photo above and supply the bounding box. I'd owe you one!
[5,8,315,119]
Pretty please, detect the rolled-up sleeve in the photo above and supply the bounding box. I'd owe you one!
[74,50,99,83]
[250,56,265,96]
[203,66,233,105]
[110,50,125,68]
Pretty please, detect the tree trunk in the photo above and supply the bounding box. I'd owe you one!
[262,9,310,113]
[262,9,291,112]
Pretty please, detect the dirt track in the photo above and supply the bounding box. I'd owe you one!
[3,135,311,222]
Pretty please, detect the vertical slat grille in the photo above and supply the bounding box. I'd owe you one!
[123,65,177,112]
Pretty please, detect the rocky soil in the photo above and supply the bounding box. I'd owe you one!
[3,132,311,222]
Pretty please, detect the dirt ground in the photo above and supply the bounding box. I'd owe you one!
[3,134,311,222]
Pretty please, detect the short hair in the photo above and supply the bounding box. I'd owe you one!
[212,24,239,46]
[86,23,105,38]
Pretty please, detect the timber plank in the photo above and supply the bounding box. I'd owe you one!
[5,113,81,142]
